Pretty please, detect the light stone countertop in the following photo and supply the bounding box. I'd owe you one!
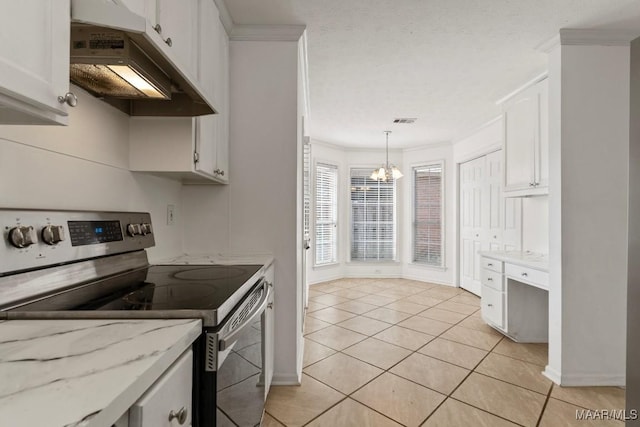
[0,318,201,427]
[157,252,274,268]
[478,250,549,272]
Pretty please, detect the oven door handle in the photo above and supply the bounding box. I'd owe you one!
[218,281,272,351]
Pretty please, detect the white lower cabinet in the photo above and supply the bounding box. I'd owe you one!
[129,350,193,427]
[481,285,504,329]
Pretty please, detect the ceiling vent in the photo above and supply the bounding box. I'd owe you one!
[393,118,417,124]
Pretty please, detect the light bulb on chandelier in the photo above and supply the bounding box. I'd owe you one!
[370,131,403,181]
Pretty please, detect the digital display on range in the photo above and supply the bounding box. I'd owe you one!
[68,220,123,246]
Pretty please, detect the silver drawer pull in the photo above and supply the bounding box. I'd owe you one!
[487,263,493,267]
[521,272,528,277]
[487,303,493,307]
[168,407,188,425]
[487,277,493,281]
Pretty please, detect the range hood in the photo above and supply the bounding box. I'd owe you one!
[70,0,215,116]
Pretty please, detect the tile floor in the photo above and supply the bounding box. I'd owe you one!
[263,278,626,427]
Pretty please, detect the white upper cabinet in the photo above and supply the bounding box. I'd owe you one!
[129,0,229,184]
[0,1,73,125]
[502,78,549,197]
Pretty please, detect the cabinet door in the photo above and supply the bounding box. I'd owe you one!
[194,115,218,177]
[197,0,219,101]
[481,285,504,329]
[486,150,502,249]
[0,0,70,124]
[214,21,230,182]
[156,0,197,78]
[535,79,549,189]
[503,86,536,192]
[263,267,275,399]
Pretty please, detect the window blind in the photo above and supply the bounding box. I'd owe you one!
[315,163,338,265]
[413,164,443,266]
[350,169,396,261]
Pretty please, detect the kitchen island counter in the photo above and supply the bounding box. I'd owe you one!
[0,318,201,427]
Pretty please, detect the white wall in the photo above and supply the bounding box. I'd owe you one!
[182,39,303,384]
[546,40,629,386]
[0,86,184,262]
[402,143,454,285]
[522,197,549,253]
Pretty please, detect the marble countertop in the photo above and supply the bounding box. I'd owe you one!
[157,252,274,268]
[0,318,201,427]
[478,250,549,272]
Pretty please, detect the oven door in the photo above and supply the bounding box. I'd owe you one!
[214,280,273,427]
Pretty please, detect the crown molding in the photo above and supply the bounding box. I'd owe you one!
[452,115,503,144]
[402,141,452,153]
[230,24,306,41]
[537,29,640,52]
[213,0,233,35]
[495,71,548,105]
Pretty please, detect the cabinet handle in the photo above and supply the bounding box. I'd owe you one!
[493,235,497,239]
[153,24,162,34]
[521,272,528,277]
[487,263,493,267]
[165,37,172,47]
[58,92,78,107]
[487,277,493,281]
[487,303,493,307]
[529,182,535,187]
[267,302,274,309]
[168,407,188,425]
[475,234,479,237]
[214,169,225,176]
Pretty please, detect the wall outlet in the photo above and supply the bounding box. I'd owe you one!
[166,204,175,226]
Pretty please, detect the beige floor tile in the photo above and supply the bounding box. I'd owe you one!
[475,352,551,394]
[333,300,379,315]
[434,301,478,315]
[384,300,429,315]
[304,316,332,335]
[457,315,502,336]
[308,290,326,299]
[331,289,369,299]
[398,316,453,336]
[303,338,337,367]
[353,284,387,294]
[337,316,392,336]
[331,280,362,289]
[551,384,626,411]
[418,307,468,324]
[539,398,624,426]
[363,307,412,324]
[358,294,400,306]
[343,338,412,369]
[310,284,342,293]
[422,398,519,427]
[306,300,329,313]
[402,294,445,307]
[422,287,463,300]
[306,398,402,427]
[452,373,546,426]
[352,373,445,427]
[373,325,436,351]
[390,353,470,395]
[308,307,357,324]
[306,325,368,351]
[265,374,344,426]
[448,293,481,307]
[304,353,383,394]
[262,413,285,426]
[310,294,350,307]
[440,325,502,350]
[492,339,548,365]
[418,338,488,369]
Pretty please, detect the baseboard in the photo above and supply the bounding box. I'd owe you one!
[271,372,302,386]
[400,273,454,287]
[543,366,626,386]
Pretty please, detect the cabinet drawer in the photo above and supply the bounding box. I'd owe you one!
[129,350,193,427]
[481,285,504,329]
[505,264,549,290]
[482,257,503,273]
[481,268,504,292]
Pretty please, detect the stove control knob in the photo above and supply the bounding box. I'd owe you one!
[41,225,65,245]
[126,223,141,237]
[8,226,37,248]
[140,223,153,235]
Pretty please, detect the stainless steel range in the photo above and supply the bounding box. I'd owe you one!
[0,209,273,427]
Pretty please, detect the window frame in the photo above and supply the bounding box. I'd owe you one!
[348,166,398,263]
[313,161,339,267]
[411,160,446,269]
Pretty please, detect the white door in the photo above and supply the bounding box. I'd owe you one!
[486,151,502,251]
[459,156,485,295]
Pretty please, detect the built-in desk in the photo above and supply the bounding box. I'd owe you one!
[478,251,549,343]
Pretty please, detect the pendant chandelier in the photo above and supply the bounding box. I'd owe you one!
[370,131,403,181]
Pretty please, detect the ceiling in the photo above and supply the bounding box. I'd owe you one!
[223,0,640,148]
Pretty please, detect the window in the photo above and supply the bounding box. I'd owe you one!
[315,163,338,265]
[350,169,396,261]
[413,163,444,267]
